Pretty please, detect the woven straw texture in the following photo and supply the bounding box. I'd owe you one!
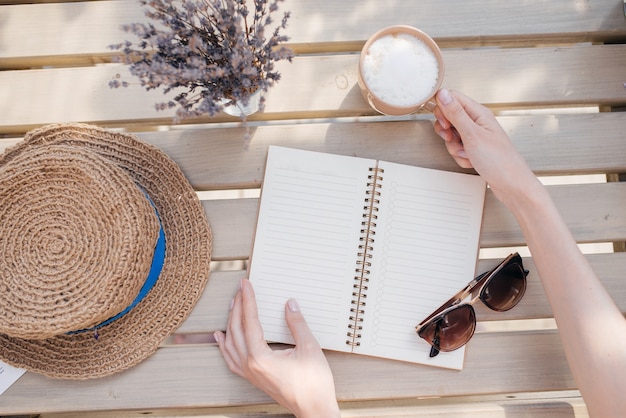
[0,124,212,379]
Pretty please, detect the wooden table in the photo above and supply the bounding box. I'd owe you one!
[1,1,626,416]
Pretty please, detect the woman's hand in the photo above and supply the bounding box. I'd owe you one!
[433,89,538,208]
[433,89,626,417]
[214,279,340,418]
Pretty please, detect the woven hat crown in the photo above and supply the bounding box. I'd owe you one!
[0,144,159,340]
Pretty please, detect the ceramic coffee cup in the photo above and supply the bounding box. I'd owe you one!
[358,25,445,116]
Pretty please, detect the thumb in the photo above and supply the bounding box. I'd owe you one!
[284,299,320,351]
[436,89,480,139]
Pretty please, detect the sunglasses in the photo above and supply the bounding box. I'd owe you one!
[416,253,528,358]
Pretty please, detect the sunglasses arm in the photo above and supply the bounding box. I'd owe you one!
[416,271,490,330]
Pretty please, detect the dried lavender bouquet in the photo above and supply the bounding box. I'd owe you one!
[110,0,293,121]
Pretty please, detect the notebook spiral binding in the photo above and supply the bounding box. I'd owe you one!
[346,165,384,347]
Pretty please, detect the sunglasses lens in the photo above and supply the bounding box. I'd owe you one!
[481,262,527,311]
[418,304,476,352]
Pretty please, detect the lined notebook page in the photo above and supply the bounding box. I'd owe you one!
[249,146,374,352]
[357,161,486,369]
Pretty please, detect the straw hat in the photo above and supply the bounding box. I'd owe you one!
[0,124,212,379]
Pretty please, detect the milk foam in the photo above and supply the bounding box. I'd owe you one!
[362,33,439,107]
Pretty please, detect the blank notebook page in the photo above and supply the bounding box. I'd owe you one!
[249,146,374,352]
[356,160,486,369]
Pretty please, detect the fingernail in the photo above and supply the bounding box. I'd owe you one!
[439,88,453,105]
[287,298,300,312]
[457,149,468,158]
[229,298,234,310]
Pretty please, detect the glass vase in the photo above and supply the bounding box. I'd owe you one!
[222,89,262,117]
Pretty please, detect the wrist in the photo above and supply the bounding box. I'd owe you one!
[495,175,563,248]
[491,172,545,215]
[294,401,340,418]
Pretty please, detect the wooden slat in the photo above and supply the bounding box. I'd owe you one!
[0,330,576,415]
[0,113,626,190]
[482,182,626,247]
[203,198,256,260]
[1,0,625,67]
[177,253,626,333]
[2,44,626,133]
[176,270,242,333]
[202,199,259,260]
[205,182,626,260]
[140,113,626,190]
[3,113,626,186]
[39,394,589,418]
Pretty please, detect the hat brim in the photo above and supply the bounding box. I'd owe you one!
[0,124,212,379]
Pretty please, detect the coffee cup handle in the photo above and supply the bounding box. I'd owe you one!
[421,98,437,113]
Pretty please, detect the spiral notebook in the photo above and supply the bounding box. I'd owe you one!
[248,146,486,369]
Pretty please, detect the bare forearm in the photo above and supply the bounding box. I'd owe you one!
[502,177,626,416]
[432,88,626,416]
